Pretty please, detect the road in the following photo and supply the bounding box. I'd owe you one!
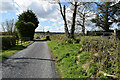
[2,41,58,78]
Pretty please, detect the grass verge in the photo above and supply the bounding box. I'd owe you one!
[47,40,90,78]
[47,35,120,78]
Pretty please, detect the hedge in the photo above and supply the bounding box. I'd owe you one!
[78,36,120,77]
[15,21,35,40]
[2,37,16,50]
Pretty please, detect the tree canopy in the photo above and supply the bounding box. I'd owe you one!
[16,10,39,40]
[91,2,119,31]
[18,10,39,29]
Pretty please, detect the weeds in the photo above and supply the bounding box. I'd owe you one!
[47,35,120,78]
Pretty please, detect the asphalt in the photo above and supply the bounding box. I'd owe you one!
[2,41,58,78]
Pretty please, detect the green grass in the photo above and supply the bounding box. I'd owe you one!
[0,35,14,37]
[0,41,34,61]
[47,35,120,78]
[47,40,91,78]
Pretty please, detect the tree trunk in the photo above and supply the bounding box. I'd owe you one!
[63,5,70,38]
[58,2,70,38]
[82,14,85,35]
[70,2,78,39]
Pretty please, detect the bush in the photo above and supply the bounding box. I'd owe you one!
[34,34,40,39]
[2,37,16,50]
[15,21,35,40]
[79,36,120,77]
[65,38,79,44]
[46,36,51,40]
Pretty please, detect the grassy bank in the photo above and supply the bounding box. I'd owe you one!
[1,41,34,61]
[48,40,85,78]
[47,35,120,78]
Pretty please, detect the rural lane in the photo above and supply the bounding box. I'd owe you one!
[2,41,58,78]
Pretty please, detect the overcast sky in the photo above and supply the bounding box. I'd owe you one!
[0,0,119,32]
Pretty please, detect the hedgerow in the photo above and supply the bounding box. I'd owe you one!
[15,21,35,40]
[2,36,16,50]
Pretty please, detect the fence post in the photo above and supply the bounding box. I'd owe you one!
[114,28,117,38]
[21,39,22,45]
[17,39,18,45]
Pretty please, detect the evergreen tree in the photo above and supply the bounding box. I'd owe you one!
[16,10,39,40]
[91,2,116,31]
[18,10,39,29]
[112,1,120,26]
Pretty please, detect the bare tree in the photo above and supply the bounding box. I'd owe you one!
[58,2,70,38]
[2,19,17,35]
[76,2,95,35]
[70,2,78,38]
[58,1,78,38]
[1,22,6,32]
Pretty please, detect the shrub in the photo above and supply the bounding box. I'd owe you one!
[34,34,40,39]
[2,36,16,50]
[46,36,51,40]
[15,21,35,40]
[79,36,120,77]
[65,38,79,44]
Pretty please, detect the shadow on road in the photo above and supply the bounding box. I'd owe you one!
[33,39,47,41]
[2,57,55,69]
[6,57,55,61]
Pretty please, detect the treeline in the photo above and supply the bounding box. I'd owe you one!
[58,1,120,38]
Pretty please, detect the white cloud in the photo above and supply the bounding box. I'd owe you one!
[52,23,57,26]
[59,25,64,32]
[35,25,53,32]
[0,24,3,32]
[35,24,65,32]
[14,0,63,32]
[0,1,16,13]
[58,21,64,25]
[0,11,7,13]
[1,0,65,32]
[35,24,42,31]
[14,0,60,19]
[40,18,47,22]
[0,0,12,2]
[44,26,52,31]
[50,18,57,22]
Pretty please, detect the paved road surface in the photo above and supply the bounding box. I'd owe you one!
[2,41,58,78]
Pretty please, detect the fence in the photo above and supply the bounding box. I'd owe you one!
[16,37,31,45]
[87,29,120,39]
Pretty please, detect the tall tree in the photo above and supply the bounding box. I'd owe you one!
[70,2,78,38]
[58,1,78,38]
[91,2,116,31]
[76,2,95,35]
[111,1,120,26]
[58,2,70,38]
[18,10,39,29]
[16,10,39,40]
